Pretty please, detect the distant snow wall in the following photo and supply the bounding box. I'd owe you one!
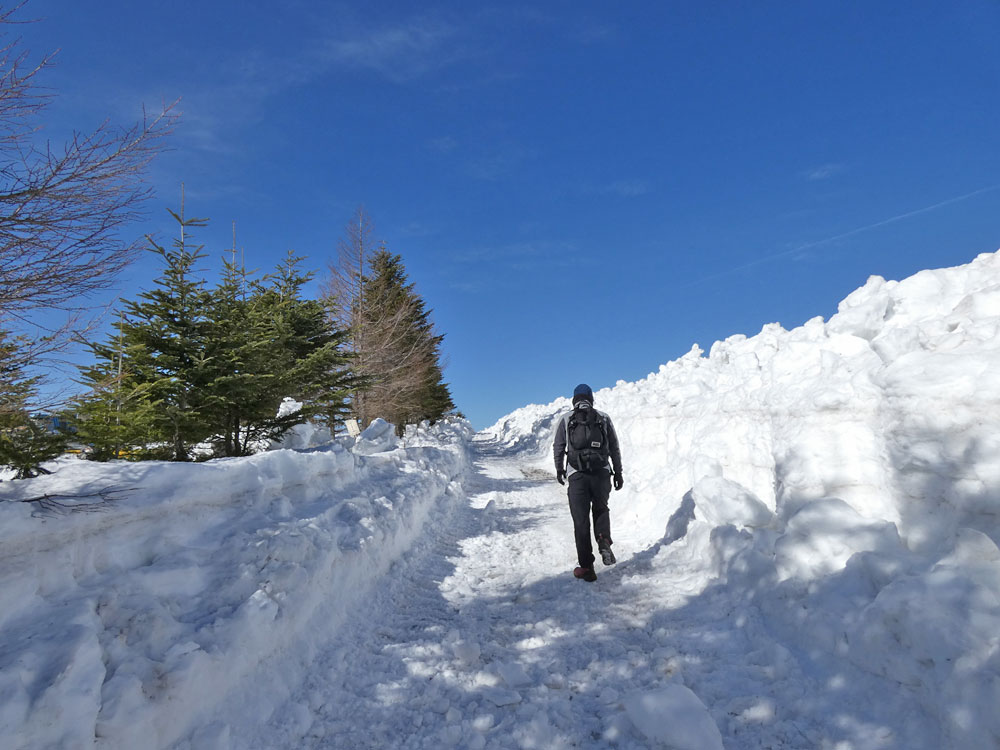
[489,250,1000,555]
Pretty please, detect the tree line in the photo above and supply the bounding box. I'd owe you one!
[71,200,454,465]
[5,198,456,475]
[0,7,455,477]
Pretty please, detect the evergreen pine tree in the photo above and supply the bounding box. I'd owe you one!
[73,316,160,461]
[0,329,67,477]
[116,201,212,460]
[418,360,456,427]
[74,212,358,460]
[199,248,356,455]
[200,245,274,456]
[261,250,356,437]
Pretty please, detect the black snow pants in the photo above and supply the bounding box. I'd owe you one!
[567,470,612,569]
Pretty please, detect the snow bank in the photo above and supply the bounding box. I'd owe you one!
[268,397,334,450]
[488,249,1000,746]
[0,419,473,749]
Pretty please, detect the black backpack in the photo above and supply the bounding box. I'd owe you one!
[566,405,610,473]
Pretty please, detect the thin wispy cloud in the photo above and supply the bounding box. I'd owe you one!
[805,163,846,181]
[317,19,464,84]
[452,240,578,269]
[130,6,568,168]
[397,222,439,238]
[106,12,478,199]
[687,183,1000,287]
[136,12,473,159]
[571,21,619,45]
[568,178,653,199]
[445,239,580,294]
[447,280,484,293]
[172,109,242,156]
[426,135,459,153]
[602,179,652,197]
[465,144,535,181]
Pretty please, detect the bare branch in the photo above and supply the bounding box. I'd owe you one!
[0,102,179,313]
[13,485,136,515]
[0,7,179,428]
[320,206,375,336]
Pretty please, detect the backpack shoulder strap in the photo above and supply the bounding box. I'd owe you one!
[593,412,610,453]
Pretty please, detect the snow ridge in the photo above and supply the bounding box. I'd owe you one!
[488,249,1000,747]
[0,419,472,749]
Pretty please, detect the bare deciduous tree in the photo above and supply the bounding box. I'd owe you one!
[0,3,178,322]
[0,3,178,476]
[323,210,448,431]
[322,206,375,336]
[321,206,379,422]
[322,208,454,433]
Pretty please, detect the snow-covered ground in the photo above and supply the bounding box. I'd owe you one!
[3,250,1000,748]
[0,419,472,749]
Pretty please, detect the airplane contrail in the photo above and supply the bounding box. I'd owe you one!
[687,183,1000,286]
[794,183,1000,254]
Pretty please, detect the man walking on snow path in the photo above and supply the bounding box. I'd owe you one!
[553,384,624,582]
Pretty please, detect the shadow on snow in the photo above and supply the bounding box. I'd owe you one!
[252,438,966,750]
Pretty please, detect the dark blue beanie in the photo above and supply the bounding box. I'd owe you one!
[572,383,594,406]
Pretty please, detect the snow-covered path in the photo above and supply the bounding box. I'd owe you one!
[223,438,934,750]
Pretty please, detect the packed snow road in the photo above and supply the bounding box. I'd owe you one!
[220,437,930,750]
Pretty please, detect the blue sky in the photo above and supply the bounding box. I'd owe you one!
[18,1,1000,429]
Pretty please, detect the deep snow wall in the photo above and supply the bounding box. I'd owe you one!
[488,250,1000,746]
[490,250,1000,555]
[0,419,472,749]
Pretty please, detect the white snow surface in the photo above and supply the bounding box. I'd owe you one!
[3,250,1000,748]
[0,420,472,749]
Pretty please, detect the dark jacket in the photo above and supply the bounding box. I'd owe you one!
[553,408,623,479]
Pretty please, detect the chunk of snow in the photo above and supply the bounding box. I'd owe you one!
[497,661,531,688]
[624,684,723,750]
[353,418,399,455]
[775,497,904,580]
[482,687,522,706]
[690,475,775,529]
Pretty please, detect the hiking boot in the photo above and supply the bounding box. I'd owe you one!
[573,566,597,582]
[599,546,616,566]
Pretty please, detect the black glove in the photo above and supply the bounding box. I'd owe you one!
[613,472,624,491]
[556,468,566,485]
